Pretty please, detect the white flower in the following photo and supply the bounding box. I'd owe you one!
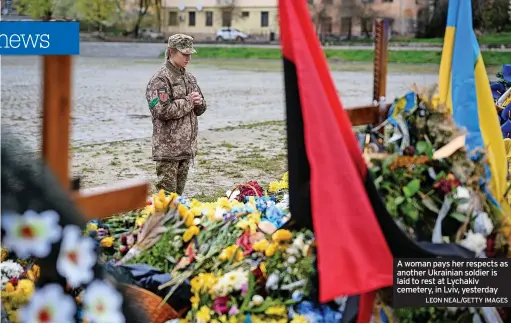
[266,272,280,290]
[83,279,125,323]
[474,212,494,237]
[57,225,97,288]
[19,284,76,323]
[214,206,226,221]
[0,260,24,289]
[459,231,487,255]
[212,269,249,296]
[287,256,297,264]
[1,210,62,259]
[226,189,240,202]
[251,295,264,306]
[454,187,471,213]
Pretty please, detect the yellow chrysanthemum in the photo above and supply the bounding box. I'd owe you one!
[253,239,270,252]
[219,245,244,262]
[190,295,200,309]
[178,203,189,219]
[183,225,200,242]
[291,315,308,323]
[86,222,98,232]
[184,212,196,227]
[265,243,279,257]
[272,229,292,243]
[100,236,115,248]
[135,216,147,228]
[196,306,211,323]
[217,197,231,209]
[265,306,287,317]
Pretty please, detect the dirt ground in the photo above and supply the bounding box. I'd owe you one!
[69,121,287,200]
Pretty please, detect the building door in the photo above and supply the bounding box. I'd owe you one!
[222,10,232,27]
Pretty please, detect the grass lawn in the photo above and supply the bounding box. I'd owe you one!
[346,32,511,46]
[172,47,511,65]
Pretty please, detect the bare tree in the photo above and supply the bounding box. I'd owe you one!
[308,2,328,39]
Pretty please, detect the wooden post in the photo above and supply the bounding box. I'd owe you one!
[42,56,149,220]
[346,19,391,127]
[42,56,72,188]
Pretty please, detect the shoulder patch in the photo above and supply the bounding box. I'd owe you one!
[149,97,159,109]
[158,87,169,103]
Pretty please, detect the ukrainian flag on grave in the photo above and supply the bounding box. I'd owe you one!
[438,0,509,213]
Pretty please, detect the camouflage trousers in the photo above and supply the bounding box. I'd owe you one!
[155,159,191,195]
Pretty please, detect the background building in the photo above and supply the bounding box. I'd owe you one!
[161,0,279,41]
[309,0,428,38]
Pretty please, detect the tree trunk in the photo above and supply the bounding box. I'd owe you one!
[155,0,162,32]
[131,0,150,37]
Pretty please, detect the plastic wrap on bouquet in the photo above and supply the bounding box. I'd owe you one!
[0,132,149,323]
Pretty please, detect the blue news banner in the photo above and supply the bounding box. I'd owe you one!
[393,258,511,308]
[0,21,79,55]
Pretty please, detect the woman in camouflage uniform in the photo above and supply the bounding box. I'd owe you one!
[145,34,207,195]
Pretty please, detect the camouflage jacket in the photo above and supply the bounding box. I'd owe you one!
[145,61,207,161]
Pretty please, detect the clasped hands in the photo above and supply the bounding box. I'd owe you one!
[191,92,203,106]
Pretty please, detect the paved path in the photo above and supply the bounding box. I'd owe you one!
[1,52,438,151]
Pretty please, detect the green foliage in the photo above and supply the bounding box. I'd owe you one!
[75,0,117,27]
[16,0,53,20]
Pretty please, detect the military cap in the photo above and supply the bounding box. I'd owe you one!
[168,34,196,54]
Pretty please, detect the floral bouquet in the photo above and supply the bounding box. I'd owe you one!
[366,88,509,258]
[184,229,345,323]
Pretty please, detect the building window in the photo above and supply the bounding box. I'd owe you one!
[189,11,196,26]
[382,0,393,2]
[168,12,178,26]
[322,0,333,4]
[205,11,213,26]
[261,11,269,27]
[222,10,232,27]
[241,11,249,18]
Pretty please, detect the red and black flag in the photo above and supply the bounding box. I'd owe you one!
[278,0,473,321]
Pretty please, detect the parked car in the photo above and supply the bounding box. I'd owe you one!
[139,28,164,40]
[215,27,249,42]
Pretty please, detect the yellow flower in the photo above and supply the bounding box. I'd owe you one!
[86,223,98,232]
[190,295,200,309]
[253,239,270,252]
[217,197,231,209]
[219,245,244,262]
[265,243,279,257]
[100,236,115,248]
[228,316,239,323]
[5,282,15,293]
[190,199,202,208]
[184,212,195,227]
[183,225,200,242]
[265,306,287,316]
[1,248,8,262]
[236,219,251,230]
[190,207,202,216]
[196,306,211,323]
[178,203,189,219]
[291,315,308,323]
[259,262,267,277]
[269,181,280,193]
[272,229,292,243]
[135,216,147,227]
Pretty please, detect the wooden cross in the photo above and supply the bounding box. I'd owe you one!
[41,56,149,221]
[346,19,391,126]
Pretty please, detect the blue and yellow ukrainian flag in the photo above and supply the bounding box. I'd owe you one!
[438,0,508,209]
